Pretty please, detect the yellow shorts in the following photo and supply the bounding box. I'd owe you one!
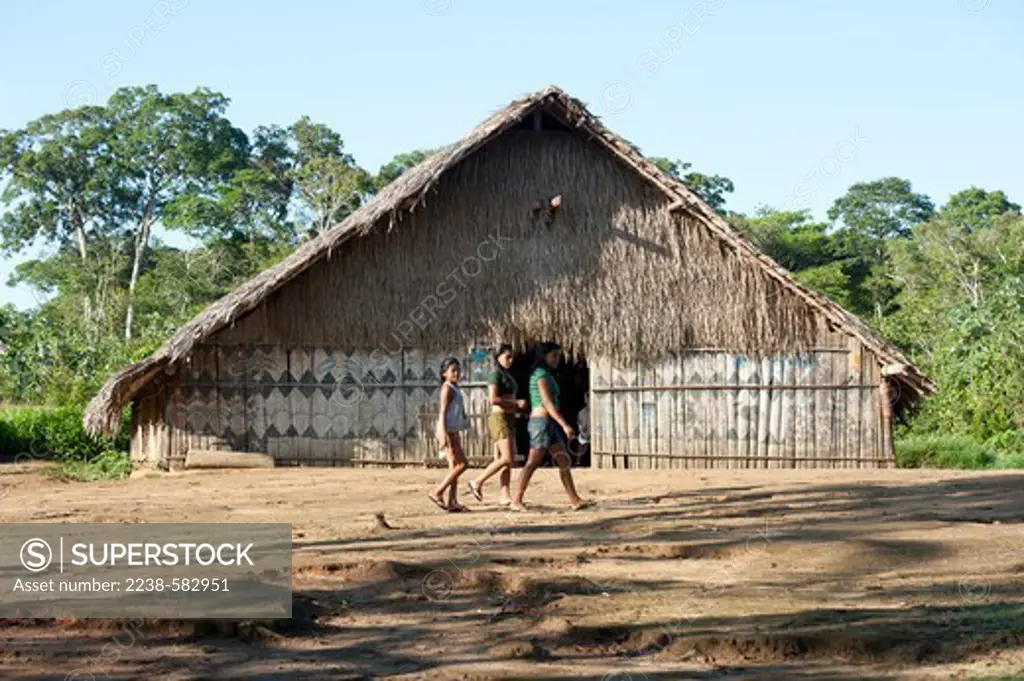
[487,412,514,442]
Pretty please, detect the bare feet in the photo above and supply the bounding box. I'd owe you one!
[570,499,595,511]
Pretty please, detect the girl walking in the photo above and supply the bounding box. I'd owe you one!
[511,342,593,511]
[428,357,470,512]
[468,344,526,506]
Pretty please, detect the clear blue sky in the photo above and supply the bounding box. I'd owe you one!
[2,0,1021,309]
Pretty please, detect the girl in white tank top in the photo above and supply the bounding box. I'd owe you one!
[428,357,470,512]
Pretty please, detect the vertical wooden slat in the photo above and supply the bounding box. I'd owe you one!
[736,356,750,469]
[724,355,733,469]
[757,356,770,468]
[861,351,875,467]
[607,355,617,469]
[815,351,830,470]
[768,357,782,469]
[832,350,844,468]
[879,375,895,467]
[780,358,793,468]
[700,353,710,468]
[848,339,861,468]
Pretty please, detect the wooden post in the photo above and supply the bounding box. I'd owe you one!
[879,378,895,467]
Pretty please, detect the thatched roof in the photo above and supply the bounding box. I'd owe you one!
[84,85,935,436]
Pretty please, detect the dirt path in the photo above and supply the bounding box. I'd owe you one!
[2,462,1024,680]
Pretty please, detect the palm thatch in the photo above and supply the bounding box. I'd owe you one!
[84,85,934,436]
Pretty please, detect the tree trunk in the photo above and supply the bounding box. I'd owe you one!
[68,196,94,326]
[124,198,155,342]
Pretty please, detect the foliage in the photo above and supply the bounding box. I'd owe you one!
[885,215,1024,448]
[374,149,439,190]
[0,405,128,461]
[732,209,852,306]
[289,116,374,235]
[827,178,934,317]
[894,436,998,470]
[0,86,371,408]
[46,449,130,482]
[649,157,735,215]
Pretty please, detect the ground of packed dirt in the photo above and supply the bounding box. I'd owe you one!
[2,460,1024,680]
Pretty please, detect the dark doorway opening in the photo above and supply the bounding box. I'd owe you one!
[507,342,590,468]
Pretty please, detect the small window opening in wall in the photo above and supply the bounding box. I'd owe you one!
[512,109,573,133]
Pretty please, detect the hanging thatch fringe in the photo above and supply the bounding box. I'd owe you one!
[83,85,934,437]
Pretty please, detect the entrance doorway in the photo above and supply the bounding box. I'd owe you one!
[508,343,590,468]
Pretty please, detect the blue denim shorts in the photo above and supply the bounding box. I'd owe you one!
[528,416,565,450]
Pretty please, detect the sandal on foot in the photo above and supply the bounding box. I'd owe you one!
[449,503,471,513]
[427,494,447,510]
[467,480,483,503]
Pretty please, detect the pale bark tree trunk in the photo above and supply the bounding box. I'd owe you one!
[68,195,94,327]
[124,196,156,342]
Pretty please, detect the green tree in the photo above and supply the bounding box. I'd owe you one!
[105,85,248,341]
[828,177,935,317]
[733,208,851,305]
[885,213,1024,447]
[0,107,113,261]
[374,148,438,190]
[290,116,373,236]
[938,187,1020,232]
[0,107,118,329]
[649,157,735,215]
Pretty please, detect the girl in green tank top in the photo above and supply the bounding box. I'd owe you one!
[530,365,559,409]
[512,342,593,512]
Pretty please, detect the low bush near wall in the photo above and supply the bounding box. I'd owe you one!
[0,405,129,479]
[895,435,1024,470]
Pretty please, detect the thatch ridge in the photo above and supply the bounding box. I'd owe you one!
[84,85,934,436]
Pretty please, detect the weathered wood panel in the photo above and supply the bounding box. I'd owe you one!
[152,339,894,470]
[588,347,890,469]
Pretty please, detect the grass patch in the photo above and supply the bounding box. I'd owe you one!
[44,450,130,482]
[895,436,999,470]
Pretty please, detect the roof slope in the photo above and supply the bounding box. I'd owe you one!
[84,85,934,436]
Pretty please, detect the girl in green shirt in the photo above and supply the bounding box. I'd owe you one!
[467,344,526,505]
[511,342,593,511]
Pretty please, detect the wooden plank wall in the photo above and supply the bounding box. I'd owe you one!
[163,343,495,469]
[589,341,893,469]
[130,375,167,470]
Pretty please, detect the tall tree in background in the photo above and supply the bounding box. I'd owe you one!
[828,177,934,317]
[290,116,373,236]
[649,157,735,215]
[105,86,248,340]
[938,187,1020,232]
[0,107,116,327]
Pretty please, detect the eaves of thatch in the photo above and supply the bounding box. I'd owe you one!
[84,85,935,436]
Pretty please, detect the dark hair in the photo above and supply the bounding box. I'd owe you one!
[538,341,561,356]
[494,343,514,360]
[439,357,460,381]
[534,342,562,368]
